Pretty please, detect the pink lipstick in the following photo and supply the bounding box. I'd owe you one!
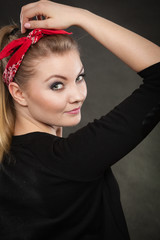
[66,107,81,114]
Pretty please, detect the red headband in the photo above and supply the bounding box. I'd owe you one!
[0,28,72,86]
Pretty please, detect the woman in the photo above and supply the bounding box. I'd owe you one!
[0,1,159,239]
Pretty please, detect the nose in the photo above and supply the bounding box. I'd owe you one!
[68,83,87,104]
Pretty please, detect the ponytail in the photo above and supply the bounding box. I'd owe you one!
[0,24,18,163]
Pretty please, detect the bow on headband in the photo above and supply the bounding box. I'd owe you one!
[0,28,72,86]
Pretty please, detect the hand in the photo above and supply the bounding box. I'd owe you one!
[20,0,81,33]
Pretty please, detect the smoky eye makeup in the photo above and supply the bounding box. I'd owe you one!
[50,82,64,90]
[80,72,86,78]
[49,71,86,90]
[76,72,86,82]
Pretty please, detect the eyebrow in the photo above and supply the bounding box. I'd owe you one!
[44,66,84,82]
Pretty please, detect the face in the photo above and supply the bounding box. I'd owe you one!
[23,50,87,128]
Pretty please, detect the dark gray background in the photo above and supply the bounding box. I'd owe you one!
[1,1,160,239]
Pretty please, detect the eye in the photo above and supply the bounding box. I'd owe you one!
[50,82,64,91]
[76,73,86,83]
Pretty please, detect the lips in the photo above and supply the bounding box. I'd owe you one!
[65,107,81,114]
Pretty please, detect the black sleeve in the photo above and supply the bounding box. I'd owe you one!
[38,62,160,181]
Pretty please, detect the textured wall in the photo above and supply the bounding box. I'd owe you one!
[1,1,160,239]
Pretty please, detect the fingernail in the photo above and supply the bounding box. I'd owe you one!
[24,23,31,28]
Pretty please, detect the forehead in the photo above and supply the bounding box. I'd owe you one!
[34,50,82,79]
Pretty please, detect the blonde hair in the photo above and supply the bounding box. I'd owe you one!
[0,24,79,163]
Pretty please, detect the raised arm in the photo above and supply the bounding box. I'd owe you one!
[76,11,160,72]
[20,1,160,180]
[20,1,160,72]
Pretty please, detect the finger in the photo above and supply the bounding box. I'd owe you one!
[21,16,26,34]
[21,2,46,33]
[20,2,37,23]
[24,19,53,30]
[21,4,38,33]
[21,1,48,20]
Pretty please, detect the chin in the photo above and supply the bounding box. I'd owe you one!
[64,116,81,127]
[66,120,81,127]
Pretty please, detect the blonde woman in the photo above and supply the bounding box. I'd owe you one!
[0,1,159,239]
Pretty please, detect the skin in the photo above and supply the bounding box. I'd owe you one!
[11,0,160,136]
[9,50,87,137]
[20,0,160,72]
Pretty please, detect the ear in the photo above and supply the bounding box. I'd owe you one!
[8,82,28,107]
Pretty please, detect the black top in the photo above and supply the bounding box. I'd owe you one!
[0,63,160,240]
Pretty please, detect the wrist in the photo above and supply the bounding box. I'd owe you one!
[73,8,92,28]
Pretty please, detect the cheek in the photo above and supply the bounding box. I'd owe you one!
[28,90,67,113]
[42,95,67,113]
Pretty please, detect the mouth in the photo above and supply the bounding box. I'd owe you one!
[65,107,81,115]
